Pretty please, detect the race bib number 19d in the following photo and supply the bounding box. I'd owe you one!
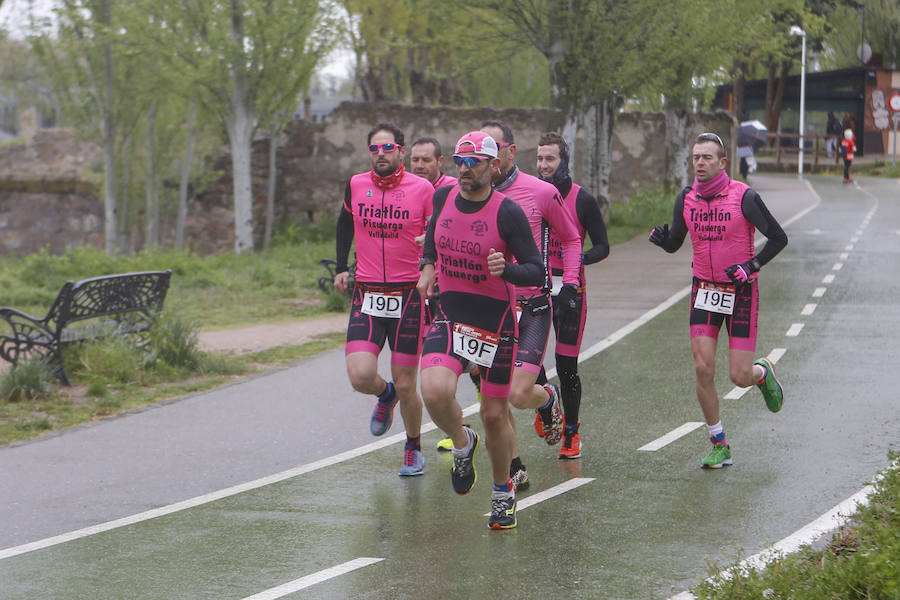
[693,281,736,315]
[452,323,500,368]
[361,290,403,318]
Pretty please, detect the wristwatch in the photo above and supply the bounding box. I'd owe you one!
[418,257,435,271]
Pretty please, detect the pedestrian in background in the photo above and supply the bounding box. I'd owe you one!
[840,128,856,184]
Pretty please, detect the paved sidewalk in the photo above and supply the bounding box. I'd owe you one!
[196,314,347,354]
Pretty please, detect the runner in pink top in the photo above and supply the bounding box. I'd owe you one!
[418,131,543,530]
[537,132,610,461]
[334,122,435,477]
[649,132,787,470]
[479,120,581,492]
[410,137,458,189]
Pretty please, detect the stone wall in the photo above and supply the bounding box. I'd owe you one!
[0,103,736,256]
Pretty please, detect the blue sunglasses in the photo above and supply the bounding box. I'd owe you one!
[453,155,490,168]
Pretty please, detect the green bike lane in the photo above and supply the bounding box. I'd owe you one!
[1,176,898,599]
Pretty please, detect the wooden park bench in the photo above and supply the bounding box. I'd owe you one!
[0,270,172,385]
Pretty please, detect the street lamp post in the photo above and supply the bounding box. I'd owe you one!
[790,26,807,176]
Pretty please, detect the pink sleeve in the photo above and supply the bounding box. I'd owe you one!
[542,189,582,286]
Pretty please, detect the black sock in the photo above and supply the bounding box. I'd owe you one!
[406,435,420,450]
[509,456,525,476]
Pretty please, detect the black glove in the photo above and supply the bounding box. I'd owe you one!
[555,284,580,329]
[724,257,761,284]
[648,224,669,247]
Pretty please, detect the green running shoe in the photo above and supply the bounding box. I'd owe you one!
[435,437,454,451]
[701,443,733,469]
[754,357,783,413]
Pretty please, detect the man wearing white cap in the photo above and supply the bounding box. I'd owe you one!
[417,131,543,529]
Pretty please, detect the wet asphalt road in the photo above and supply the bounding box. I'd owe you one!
[1,174,898,599]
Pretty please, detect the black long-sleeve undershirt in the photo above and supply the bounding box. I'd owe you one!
[660,187,788,266]
[335,181,354,273]
[575,188,610,265]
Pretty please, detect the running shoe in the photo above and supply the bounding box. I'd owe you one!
[701,442,733,469]
[488,492,517,530]
[537,383,564,445]
[754,357,783,413]
[398,447,425,476]
[435,437,453,451]
[510,467,530,491]
[369,382,398,436]
[533,412,544,438]
[558,422,583,460]
[451,427,478,495]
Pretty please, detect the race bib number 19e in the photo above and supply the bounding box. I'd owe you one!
[693,281,736,315]
[361,290,403,318]
[452,322,500,368]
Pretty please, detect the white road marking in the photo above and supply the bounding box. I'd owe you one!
[637,422,704,452]
[832,262,843,271]
[801,303,817,315]
[786,323,804,337]
[812,287,826,297]
[839,252,849,260]
[240,558,384,600]
[723,348,785,399]
[483,478,595,515]
[845,244,854,250]
[822,274,835,283]
[850,236,859,243]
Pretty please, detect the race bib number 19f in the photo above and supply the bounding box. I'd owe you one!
[452,322,500,368]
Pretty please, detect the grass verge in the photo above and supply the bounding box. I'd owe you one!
[692,454,900,600]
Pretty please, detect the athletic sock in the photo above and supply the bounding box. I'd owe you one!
[492,480,514,499]
[405,436,420,451]
[707,421,725,445]
[509,456,524,477]
[451,427,474,456]
[376,381,395,403]
[756,364,768,385]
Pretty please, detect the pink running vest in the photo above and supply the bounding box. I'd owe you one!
[435,190,514,304]
[499,171,581,295]
[345,171,434,284]
[684,179,756,283]
[548,182,586,285]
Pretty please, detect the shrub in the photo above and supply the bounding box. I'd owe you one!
[148,313,202,371]
[0,359,54,402]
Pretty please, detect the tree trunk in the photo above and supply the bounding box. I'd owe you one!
[228,0,254,254]
[101,9,117,255]
[263,122,279,252]
[144,102,158,249]
[176,101,196,251]
[117,134,131,253]
[663,107,691,188]
[582,98,613,223]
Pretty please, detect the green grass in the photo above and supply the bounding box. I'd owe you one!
[607,185,675,245]
[0,220,343,330]
[692,454,900,600]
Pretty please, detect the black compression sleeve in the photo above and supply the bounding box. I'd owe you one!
[422,186,451,266]
[497,198,545,287]
[741,189,788,266]
[335,181,354,272]
[577,189,609,265]
[662,189,689,253]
